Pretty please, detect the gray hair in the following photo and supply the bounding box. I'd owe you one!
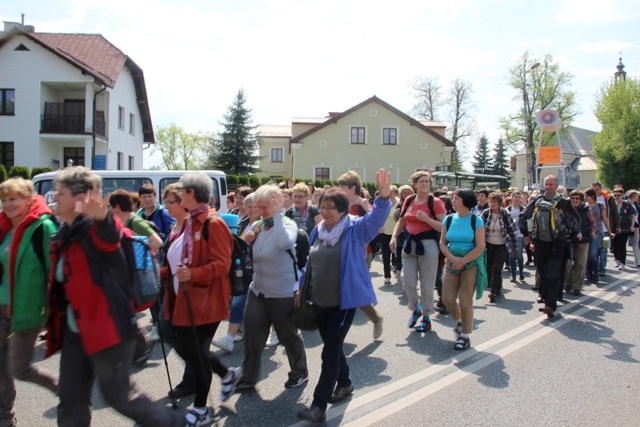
[54,166,102,196]
[179,171,212,204]
[254,184,281,204]
[243,192,256,207]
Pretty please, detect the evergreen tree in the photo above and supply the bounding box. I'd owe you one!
[208,89,262,174]
[472,134,493,174]
[490,136,510,177]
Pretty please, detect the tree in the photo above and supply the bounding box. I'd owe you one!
[411,77,475,172]
[593,77,640,188]
[500,51,579,186]
[209,88,261,175]
[411,76,443,121]
[446,79,475,172]
[490,136,510,177]
[152,123,206,170]
[472,134,493,174]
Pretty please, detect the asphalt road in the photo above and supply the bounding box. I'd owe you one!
[14,251,640,426]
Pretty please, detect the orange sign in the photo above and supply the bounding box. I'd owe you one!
[538,146,561,165]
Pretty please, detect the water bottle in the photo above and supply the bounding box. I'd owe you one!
[234,258,243,293]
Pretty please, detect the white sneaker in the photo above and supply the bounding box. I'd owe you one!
[384,278,391,284]
[619,264,625,270]
[394,270,402,279]
[211,335,234,352]
[265,331,279,347]
[233,329,244,342]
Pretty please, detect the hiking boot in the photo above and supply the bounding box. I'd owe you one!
[297,406,326,424]
[330,383,354,403]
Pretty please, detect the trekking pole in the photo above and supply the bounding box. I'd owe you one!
[152,300,179,409]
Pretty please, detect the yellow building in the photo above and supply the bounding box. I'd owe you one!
[258,96,454,184]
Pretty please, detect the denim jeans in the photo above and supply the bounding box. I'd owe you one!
[509,236,525,278]
[598,232,610,272]
[587,232,603,280]
[311,305,356,412]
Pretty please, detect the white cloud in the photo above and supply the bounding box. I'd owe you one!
[578,39,634,53]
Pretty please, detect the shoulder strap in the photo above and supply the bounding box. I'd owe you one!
[201,213,218,241]
[400,194,417,218]
[471,213,477,231]
[32,222,46,269]
[445,214,452,229]
[428,195,434,215]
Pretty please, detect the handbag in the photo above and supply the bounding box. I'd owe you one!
[601,236,611,249]
[288,265,317,331]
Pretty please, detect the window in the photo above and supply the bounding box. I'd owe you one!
[129,156,134,170]
[117,152,124,170]
[118,106,125,130]
[383,128,397,145]
[129,113,135,135]
[64,147,85,167]
[0,142,14,169]
[270,147,284,163]
[0,89,15,115]
[315,167,330,180]
[350,127,365,144]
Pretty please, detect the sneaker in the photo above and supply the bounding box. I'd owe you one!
[600,270,606,276]
[373,317,383,340]
[619,264,625,271]
[384,277,391,284]
[572,289,581,296]
[519,274,525,281]
[330,383,354,403]
[284,375,309,388]
[234,327,245,342]
[539,305,555,318]
[220,367,241,402]
[408,305,422,327]
[211,335,234,353]
[185,407,213,427]
[415,318,432,333]
[265,331,279,347]
[394,269,402,279]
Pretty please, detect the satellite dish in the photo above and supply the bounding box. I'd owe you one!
[535,110,560,127]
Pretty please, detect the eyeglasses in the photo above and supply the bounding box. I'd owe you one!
[614,193,623,197]
[163,199,178,206]
[319,206,337,211]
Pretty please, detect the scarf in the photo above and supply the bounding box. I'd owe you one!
[182,204,210,265]
[317,214,349,247]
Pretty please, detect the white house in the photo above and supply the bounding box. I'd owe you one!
[0,22,154,171]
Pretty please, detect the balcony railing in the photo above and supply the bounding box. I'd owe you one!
[41,113,107,138]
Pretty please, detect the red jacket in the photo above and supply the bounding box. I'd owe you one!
[46,212,138,357]
[163,209,233,326]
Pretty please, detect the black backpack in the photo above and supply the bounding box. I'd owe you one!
[202,215,253,296]
[288,228,310,280]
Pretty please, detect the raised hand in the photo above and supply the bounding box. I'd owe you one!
[82,189,109,221]
[376,169,391,199]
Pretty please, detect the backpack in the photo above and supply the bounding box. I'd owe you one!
[120,228,161,311]
[532,196,567,242]
[399,194,434,219]
[444,213,477,234]
[202,215,253,296]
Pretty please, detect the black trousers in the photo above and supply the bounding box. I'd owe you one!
[534,239,567,311]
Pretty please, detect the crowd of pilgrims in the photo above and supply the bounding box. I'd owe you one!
[0,166,636,426]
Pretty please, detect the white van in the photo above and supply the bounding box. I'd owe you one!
[32,170,229,214]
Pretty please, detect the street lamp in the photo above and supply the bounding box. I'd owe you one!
[522,61,540,190]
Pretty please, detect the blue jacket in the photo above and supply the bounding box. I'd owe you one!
[306,196,391,310]
[136,204,174,240]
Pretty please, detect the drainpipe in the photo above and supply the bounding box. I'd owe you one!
[92,84,107,169]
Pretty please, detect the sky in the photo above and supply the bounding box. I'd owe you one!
[1,0,638,168]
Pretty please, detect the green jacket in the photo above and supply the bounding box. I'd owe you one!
[0,195,56,332]
[446,247,488,300]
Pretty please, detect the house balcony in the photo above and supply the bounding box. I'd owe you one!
[40,112,107,138]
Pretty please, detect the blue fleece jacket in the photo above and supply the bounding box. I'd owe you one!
[306,196,391,310]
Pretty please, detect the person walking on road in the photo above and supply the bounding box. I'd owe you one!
[519,175,580,318]
[439,189,486,351]
[297,169,392,424]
